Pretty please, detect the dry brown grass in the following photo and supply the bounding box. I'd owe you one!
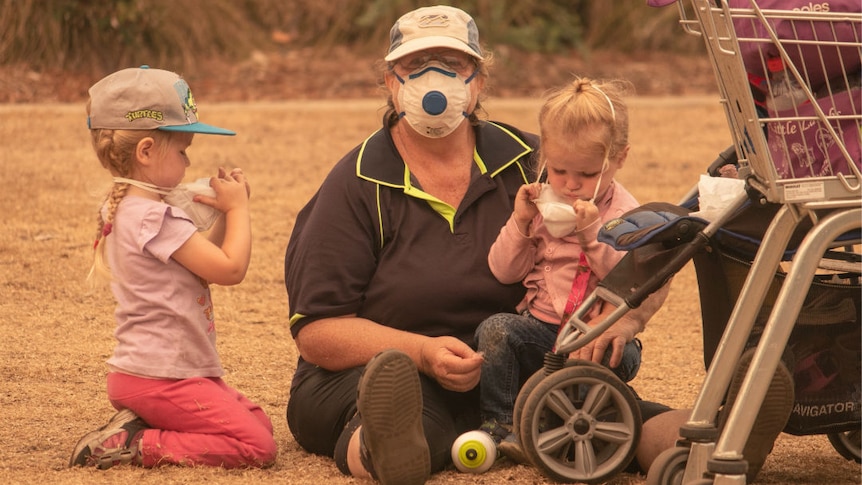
[0,96,858,484]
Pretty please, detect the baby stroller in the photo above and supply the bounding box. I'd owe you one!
[512,1,861,483]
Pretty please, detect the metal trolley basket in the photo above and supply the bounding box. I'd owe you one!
[510,1,861,484]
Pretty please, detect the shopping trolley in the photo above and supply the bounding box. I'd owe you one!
[644,1,861,484]
[512,1,861,484]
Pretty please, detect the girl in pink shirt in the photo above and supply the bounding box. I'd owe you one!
[69,66,276,470]
[474,77,669,459]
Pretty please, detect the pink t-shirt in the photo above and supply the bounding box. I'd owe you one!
[105,196,224,379]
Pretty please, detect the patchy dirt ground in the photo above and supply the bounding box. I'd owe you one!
[1,44,859,485]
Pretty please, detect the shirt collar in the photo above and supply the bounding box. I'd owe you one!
[357,118,534,187]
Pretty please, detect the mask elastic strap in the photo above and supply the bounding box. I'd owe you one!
[408,65,457,80]
[534,160,545,185]
[112,177,171,196]
[588,84,615,204]
[589,161,607,204]
[464,69,478,84]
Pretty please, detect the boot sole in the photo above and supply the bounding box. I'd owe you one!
[358,350,430,485]
[721,348,795,481]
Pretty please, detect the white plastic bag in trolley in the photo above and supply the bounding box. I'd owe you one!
[690,174,746,222]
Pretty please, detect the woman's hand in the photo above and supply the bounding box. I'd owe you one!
[568,311,639,369]
[419,336,484,392]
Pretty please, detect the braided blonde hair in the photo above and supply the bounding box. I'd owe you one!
[86,98,170,284]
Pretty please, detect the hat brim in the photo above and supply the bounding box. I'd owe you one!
[159,122,236,136]
[385,36,482,62]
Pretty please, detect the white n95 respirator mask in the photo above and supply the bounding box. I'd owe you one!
[396,62,474,138]
[114,177,222,232]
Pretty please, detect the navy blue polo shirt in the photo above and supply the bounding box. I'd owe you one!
[285,119,538,356]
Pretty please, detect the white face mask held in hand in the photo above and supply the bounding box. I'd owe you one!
[114,177,221,231]
[534,184,579,238]
[395,62,475,138]
[533,159,607,238]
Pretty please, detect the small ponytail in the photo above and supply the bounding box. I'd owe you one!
[538,76,633,163]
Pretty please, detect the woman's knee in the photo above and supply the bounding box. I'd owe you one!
[286,368,361,456]
[287,395,338,456]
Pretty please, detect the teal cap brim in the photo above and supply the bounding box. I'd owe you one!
[159,122,236,136]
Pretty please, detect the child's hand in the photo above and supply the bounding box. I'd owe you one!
[221,167,252,197]
[573,199,599,231]
[194,167,249,213]
[513,183,540,235]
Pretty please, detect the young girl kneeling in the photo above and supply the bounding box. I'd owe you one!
[70,66,276,470]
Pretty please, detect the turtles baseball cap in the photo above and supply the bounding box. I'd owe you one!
[384,5,482,62]
[87,65,235,136]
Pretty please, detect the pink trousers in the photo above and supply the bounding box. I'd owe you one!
[107,372,277,468]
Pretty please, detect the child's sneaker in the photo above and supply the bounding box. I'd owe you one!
[69,408,149,469]
[478,419,511,445]
[719,347,794,482]
[497,433,529,464]
[479,419,528,464]
[357,349,430,485]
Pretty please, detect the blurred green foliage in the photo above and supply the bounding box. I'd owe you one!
[0,0,697,74]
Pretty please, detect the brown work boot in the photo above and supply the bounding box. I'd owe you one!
[719,347,795,482]
[357,349,430,485]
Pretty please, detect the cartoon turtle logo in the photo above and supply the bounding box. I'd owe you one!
[174,79,199,123]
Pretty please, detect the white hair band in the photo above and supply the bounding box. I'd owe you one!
[591,84,616,122]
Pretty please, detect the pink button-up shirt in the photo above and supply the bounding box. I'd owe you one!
[488,181,669,330]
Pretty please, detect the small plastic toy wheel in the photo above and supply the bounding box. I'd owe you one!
[645,446,690,485]
[519,362,642,483]
[828,429,861,463]
[451,430,496,473]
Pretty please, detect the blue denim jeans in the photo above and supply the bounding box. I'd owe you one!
[475,311,642,425]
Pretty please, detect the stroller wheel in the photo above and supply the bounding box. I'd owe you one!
[519,362,641,483]
[828,429,861,463]
[513,366,549,446]
[645,446,690,485]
